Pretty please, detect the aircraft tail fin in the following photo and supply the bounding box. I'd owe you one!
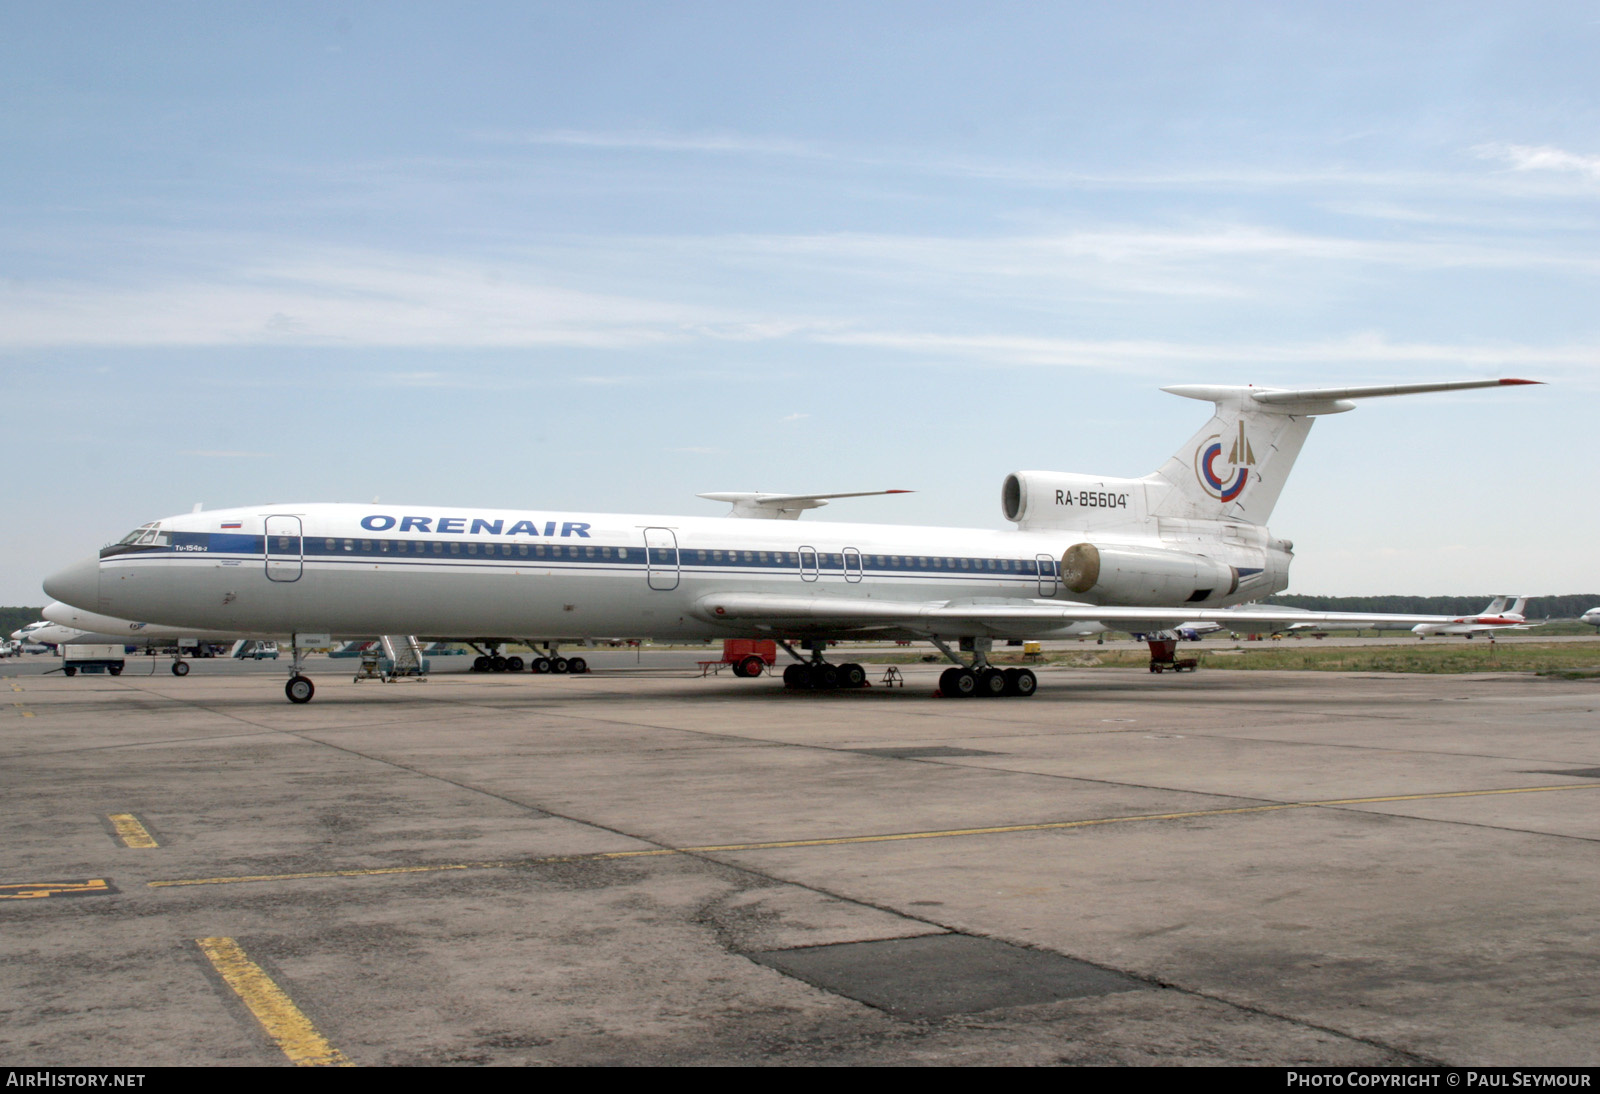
[1147,379,1540,525]
[1505,596,1530,618]
[1482,596,1509,616]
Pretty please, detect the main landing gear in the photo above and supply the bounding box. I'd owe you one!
[467,642,589,675]
[932,638,1037,699]
[778,639,867,691]
[468,642,524,673]
[528,642,588,675]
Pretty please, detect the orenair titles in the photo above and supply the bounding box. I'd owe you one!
[359,515,592,538]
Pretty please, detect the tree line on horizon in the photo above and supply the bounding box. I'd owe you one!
[0,606,44,637]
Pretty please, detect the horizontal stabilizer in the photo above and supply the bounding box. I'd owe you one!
[1163,378,1541,417]
[698,489,913,520]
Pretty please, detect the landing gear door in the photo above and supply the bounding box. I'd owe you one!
[1035,553,1057,597]
[644,527,680,591]
[265,516,303,583]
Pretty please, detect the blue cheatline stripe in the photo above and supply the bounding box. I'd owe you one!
[149,533,1064,579]
[108,553,1050,588]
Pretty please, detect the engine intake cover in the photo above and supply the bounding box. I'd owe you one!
[1061,543,1239,607]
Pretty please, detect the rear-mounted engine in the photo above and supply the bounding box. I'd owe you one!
[1059,543,1238,606]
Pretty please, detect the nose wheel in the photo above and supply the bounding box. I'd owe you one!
[285,675,315,704]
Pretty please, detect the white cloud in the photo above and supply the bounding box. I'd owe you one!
[3,231,1595,384]
[813,329,1599,374]
[473,129,828,160]
[177,449,272,458]
[467,129,1502,197]
[1473,143,1600,183]
[0,244,739,349]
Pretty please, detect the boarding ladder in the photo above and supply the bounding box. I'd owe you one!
[380,635,428,680]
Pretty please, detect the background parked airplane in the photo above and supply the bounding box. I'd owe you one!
[1411,597,1534,638]
[29,602,257,673]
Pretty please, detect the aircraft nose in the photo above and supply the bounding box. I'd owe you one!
[43,556,101,611]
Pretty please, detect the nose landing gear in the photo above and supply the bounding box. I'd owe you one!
[283,637,322,703]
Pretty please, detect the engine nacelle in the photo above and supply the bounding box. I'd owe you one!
[1059,543,1239,607]
[1002,471,1148,530]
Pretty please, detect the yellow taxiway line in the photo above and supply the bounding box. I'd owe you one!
[149,782,1599,891]
[108,813,160,848]
[196,937,350,1067]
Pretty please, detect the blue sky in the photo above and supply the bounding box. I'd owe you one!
[3,2,1596,602]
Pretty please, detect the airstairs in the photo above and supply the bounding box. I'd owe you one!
[379,635,427,680]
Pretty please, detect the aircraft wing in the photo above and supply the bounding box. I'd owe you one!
[697,489,914,519]
[691,593,1475,637]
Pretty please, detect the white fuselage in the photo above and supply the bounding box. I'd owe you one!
[1411,616,1528,637]
[53,502,1290,642]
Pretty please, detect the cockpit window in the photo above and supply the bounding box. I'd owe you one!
[103,522,170,557]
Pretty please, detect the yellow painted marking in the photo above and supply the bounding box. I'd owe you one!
[108,813,159,848]
[13,702,32,717]
[196,937,351,1067]
[150,783,1600,891]
[1,878,114,900]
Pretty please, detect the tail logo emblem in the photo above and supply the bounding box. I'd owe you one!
[1195,421,1256,502]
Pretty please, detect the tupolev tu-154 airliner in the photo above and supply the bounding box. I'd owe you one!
[44,378,1539,704]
